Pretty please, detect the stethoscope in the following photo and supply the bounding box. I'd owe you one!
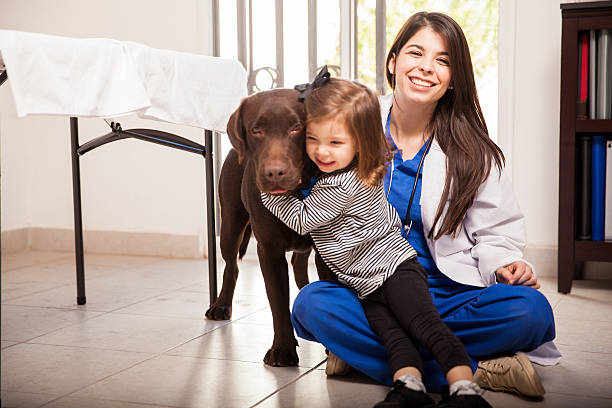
[385,112,434,237]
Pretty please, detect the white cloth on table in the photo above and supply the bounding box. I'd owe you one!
[0,30,247,133]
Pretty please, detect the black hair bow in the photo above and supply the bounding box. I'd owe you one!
[294,65,331,102]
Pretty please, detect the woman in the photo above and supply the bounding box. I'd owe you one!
[291,11,559,397]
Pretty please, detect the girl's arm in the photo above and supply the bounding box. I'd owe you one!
[260,181,349,235]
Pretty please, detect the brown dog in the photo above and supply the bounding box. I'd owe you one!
[205,88,332,366]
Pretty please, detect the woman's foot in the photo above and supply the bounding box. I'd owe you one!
[473,352,545,397]
[325,352,353,376]
[374,380,435,408]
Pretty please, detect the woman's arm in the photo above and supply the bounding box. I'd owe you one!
[464,166,537,287]
[260,181,348,235]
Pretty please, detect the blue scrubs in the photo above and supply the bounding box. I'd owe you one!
[291,115,555,391]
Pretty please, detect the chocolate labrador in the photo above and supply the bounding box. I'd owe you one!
[205,88,332,366]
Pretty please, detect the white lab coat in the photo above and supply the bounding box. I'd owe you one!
[380,94,561,365]
[379,94,531,288]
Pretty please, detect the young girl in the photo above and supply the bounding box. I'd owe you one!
[260,75,491,408]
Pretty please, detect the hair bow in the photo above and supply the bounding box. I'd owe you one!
[294,65,331,102]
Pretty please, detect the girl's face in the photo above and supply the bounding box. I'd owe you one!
[388,27,452,109]
[306,117,356,173]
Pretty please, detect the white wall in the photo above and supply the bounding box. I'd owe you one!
[0,0,578,260]
[1,0,214,255]
[499,0,565,253]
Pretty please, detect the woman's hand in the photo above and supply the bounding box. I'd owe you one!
[495,261,540,289]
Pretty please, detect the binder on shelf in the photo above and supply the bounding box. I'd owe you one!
[592,135,607,241]
[596,29,612,119]
[605,139,612,240]
[589,29,597,119]
[578,135,592,240]
[577,32,589,118]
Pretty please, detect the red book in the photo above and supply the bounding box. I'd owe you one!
[577,32,589,118]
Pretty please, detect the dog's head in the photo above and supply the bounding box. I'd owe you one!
[227,88,315,194]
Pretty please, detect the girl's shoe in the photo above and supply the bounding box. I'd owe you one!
[373,380,436,408]
[325,352,353,376]
[437,386,492,408]
[473,352,545,397]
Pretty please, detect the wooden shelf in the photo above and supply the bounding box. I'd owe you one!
[576,119,612,133]
[575,240,612,262]
[558,2,612,294]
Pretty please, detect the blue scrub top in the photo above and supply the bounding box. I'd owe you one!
[384,113,461,293]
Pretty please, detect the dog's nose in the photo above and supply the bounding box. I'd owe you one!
[264,162,288,182]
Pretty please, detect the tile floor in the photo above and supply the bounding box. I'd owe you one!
[1,249,612,407]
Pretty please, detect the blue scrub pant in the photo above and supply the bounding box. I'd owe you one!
[291,278,555,392]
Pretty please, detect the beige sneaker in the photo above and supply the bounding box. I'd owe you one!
[325,352,353,376]
[473,352,545,397]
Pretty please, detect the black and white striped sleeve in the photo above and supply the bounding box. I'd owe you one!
[260,182,349,235]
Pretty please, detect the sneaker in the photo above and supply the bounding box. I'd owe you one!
[437,386,492,408]
[374,380,436,408]
[325,352,353,376]
[473,352,545,397]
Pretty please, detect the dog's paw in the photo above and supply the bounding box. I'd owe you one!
[205,303,232,320]
[263,346,299,366]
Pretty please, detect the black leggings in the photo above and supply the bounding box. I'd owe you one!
[360,258,471,377]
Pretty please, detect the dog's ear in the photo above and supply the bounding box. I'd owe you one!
[226,98,247,163]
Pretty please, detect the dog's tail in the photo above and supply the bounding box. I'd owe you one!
[238,223,252,260]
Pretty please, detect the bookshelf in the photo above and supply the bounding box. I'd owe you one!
[558,2,612,294]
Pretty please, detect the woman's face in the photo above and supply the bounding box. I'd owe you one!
[388,27,452,109]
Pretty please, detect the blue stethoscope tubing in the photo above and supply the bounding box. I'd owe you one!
[385,113,434,237]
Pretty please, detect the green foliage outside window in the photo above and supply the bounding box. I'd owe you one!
[354,0,498,91]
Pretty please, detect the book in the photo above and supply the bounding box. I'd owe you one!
[606,139,612,240]
[577,32,589,118]
[592,135,607,241]
[589,29,597,119]
[597,29,612,119]
[578,135,592,240]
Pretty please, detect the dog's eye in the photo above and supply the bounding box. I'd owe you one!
[290,124,304,134]
[251,127,263,136]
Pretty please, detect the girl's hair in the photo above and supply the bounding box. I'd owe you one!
[305,78,392,187]
[386,11,505,240]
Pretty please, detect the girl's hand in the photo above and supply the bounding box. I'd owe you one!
[495,261,540,289]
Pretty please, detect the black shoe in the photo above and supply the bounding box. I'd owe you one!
[374,380,436,408]
[436,386,493,408]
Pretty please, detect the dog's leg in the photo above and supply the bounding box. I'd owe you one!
[291,249,311,289]
[205,213,249,320]
[257,242,299,366]
[205,151,248,321]
[314,250,337,281]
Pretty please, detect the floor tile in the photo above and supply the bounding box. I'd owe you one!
[168,321,327,368]
[1,343,153,396]
[554,317,612,353]
[43,397,173,408]
[2,340,19,348]
[4,279,172,312]
[1,251,72,272]
[483,390,612,408]
[554,293,612,322]
[71,355,309,408]
[536,347,612,399]
[113,289,265,320]
[29,312,227,354]
[0,391,59,408]
[1,305,103,342]
[255,368,389,408]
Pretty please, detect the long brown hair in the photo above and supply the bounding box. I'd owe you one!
[387,11,505,239]
[305,78,392,187]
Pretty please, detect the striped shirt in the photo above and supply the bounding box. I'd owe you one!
[261,169,417,298]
